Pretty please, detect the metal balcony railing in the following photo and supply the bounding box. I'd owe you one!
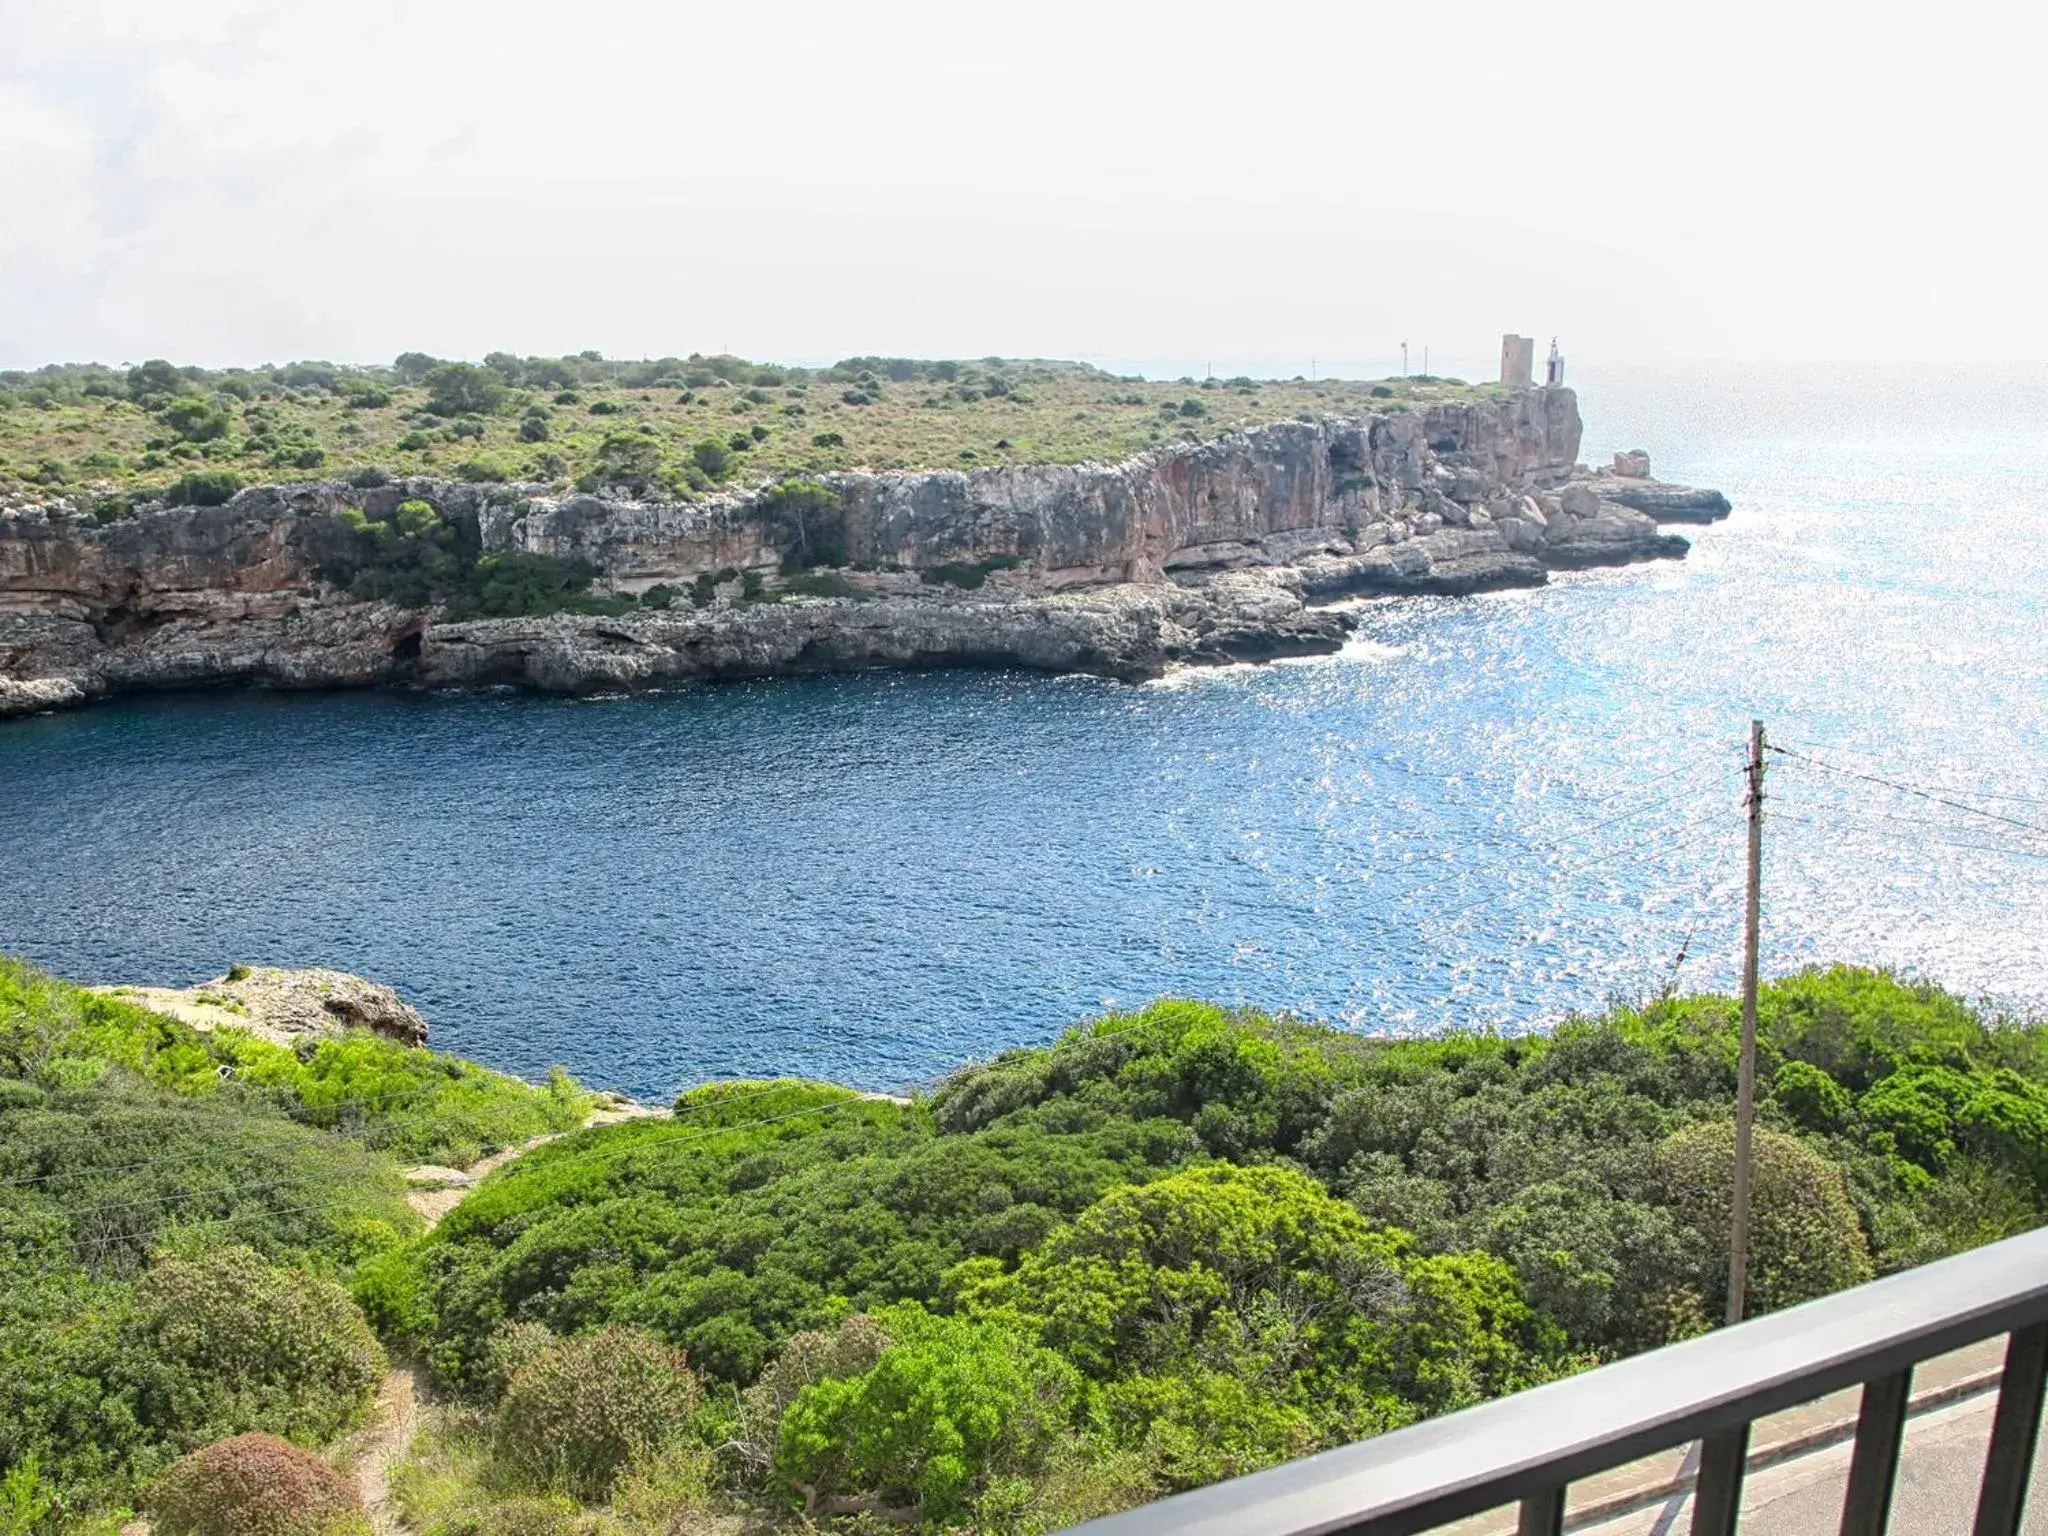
[1062,1223,2048,1536]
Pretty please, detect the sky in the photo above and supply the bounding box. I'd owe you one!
[1,0,2041,375]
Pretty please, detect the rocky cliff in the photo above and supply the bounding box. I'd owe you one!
[0,387,1728,717]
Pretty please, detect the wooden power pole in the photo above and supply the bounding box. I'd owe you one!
[1727,719,1767,1325]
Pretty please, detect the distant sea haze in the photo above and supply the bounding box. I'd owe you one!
[3,363,2044,1100]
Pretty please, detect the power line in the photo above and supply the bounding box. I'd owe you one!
[1768,809,2048,862]
[1768,794,2048,840]
[1769,746,2048,837]
[1770,738,2048,807]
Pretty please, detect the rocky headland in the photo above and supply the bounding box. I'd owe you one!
[0,386,1729,718]
[94,965,432,1048]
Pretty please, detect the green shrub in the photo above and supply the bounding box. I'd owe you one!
[1652,1121,1873,1319]
[689,439,730,479]
[424,364,506,418]
[165,469,242,507]
[148,1433,368,1536]
[920,554,1023,590]
[1773,1059,1850,1132]
[761,478,844,571]
[137,1247,386,1443]
[594,433,664,491]
[493,1326,702,1500]
[811,431,844,448]
[126,359,185,403]
[732,1315,891,1478]
[0,1453,55,1534]
[782,570,864,600]
[775,1306,1076,1523]
[160,397,230,443]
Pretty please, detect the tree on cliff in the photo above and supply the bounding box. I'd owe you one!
[424,363,508,418]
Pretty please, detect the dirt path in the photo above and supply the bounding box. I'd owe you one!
[358,1097,668,1530]
[350,1367,420,1536]
[402,1096,665,1227]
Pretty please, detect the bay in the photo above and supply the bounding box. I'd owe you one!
[3,363,2044,1099]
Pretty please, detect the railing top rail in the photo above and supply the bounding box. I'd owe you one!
[1062,1223,2048,1536]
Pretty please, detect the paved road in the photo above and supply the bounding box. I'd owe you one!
[1576,1391,2048,1535]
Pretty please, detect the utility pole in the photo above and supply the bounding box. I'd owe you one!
[1423,345,1430,376]
[1727,718,1767,1325]
[1401,341,1408,377]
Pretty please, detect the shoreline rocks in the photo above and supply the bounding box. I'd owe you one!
[95,966,431,1049]
[0,389,1732,716]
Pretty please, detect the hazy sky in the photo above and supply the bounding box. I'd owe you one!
[2,0,2039,374]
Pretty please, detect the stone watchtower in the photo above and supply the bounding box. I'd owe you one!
[1499,334,1535,387]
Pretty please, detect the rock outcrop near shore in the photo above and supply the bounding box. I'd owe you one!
[0,388,1728,716]
[96,966,430,1048]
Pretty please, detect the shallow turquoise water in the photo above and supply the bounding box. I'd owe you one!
[3,366,2044,1098]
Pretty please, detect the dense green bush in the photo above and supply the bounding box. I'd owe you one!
[161,397,230,442]
[1653,1121,1873,1320]
[138,1248,386,1443]
[0,960,591,1519]
[165,468,242,506]
[493,1326,702,1499]
[149,1433,369,1536]
[318,500,613,621]
[761,478,845,571]
[775,1306,1076,1523]
[689,438,730,479]
[920,554,1024,590]
[424,364,507,418]
[10,957,2048,1531]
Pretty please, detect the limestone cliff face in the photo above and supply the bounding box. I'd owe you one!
[0,387,1724,717]
[498,389,1585,588]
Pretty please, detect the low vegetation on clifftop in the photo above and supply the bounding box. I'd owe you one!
[7,960,2045,1533]
[0,352,1496,509]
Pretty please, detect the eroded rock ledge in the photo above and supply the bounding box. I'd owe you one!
[0,388,1729,716]
[95,966,430,1048]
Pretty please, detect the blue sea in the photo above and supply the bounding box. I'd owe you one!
[3,363,2045,1100]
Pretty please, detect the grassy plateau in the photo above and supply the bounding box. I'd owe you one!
[0,353,1499,510]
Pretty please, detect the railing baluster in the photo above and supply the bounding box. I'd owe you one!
[1838,1368,1911,1536]
[1691,1425,1751,1536]
[1974,1322,2048,1536]
[1516,1485,1565,1536]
